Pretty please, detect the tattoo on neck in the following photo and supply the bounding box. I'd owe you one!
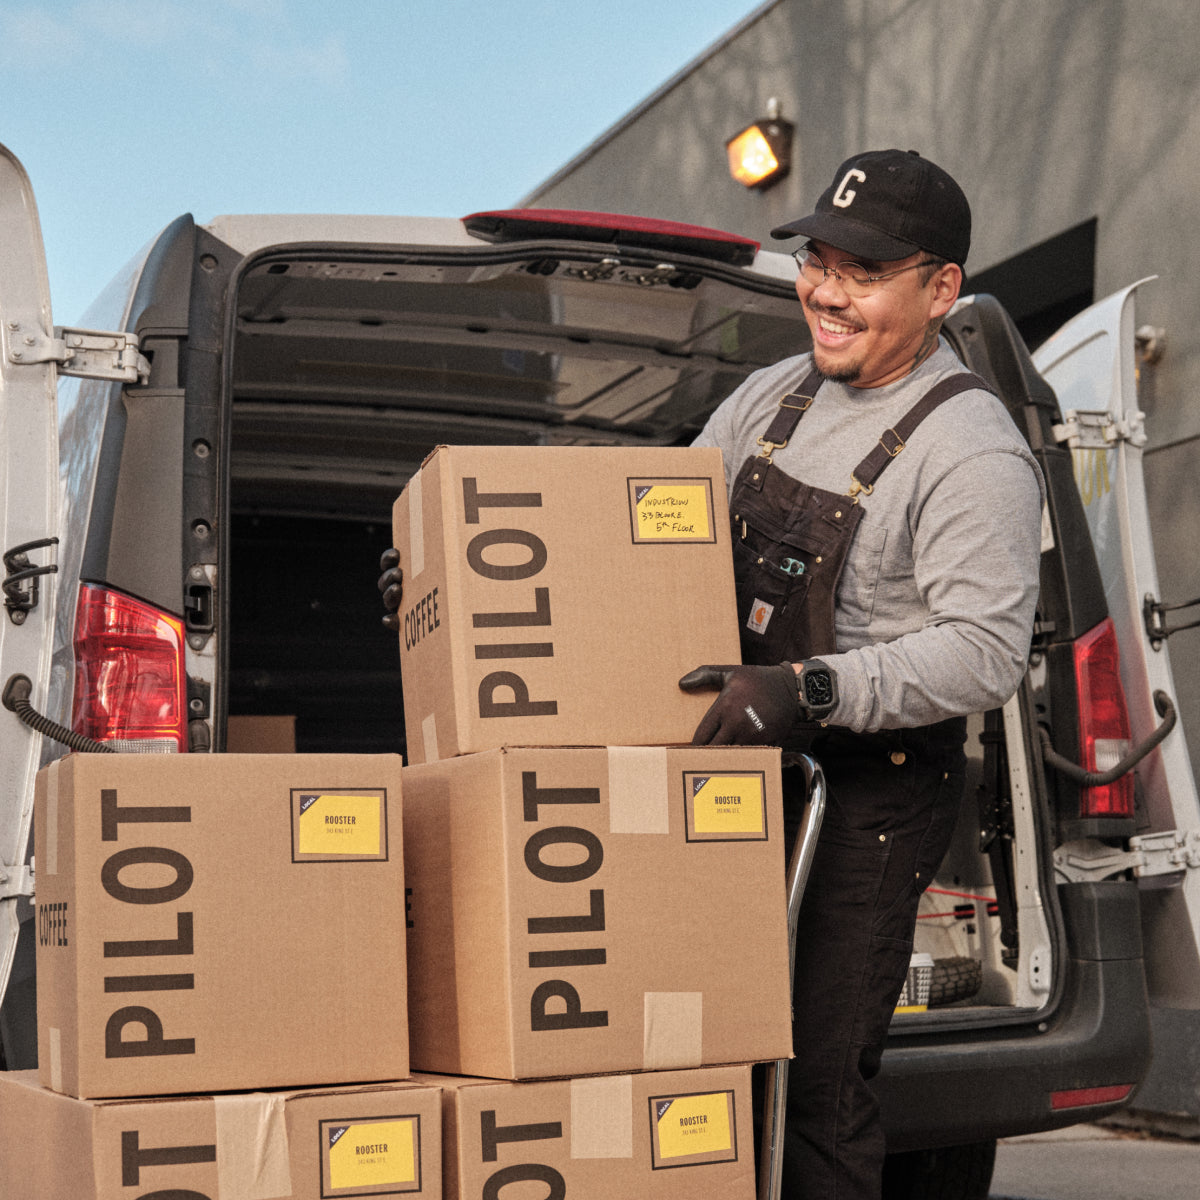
[911,321,941,372]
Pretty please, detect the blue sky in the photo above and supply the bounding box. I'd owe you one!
[1,0,766,323]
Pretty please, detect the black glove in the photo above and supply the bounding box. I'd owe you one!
[378,548,403,632]
[678,663,798,746]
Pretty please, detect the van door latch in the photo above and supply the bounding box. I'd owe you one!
[3,537,58,624]
[4,320,150,383]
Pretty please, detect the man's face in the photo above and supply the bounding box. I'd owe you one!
[795,240,961,389]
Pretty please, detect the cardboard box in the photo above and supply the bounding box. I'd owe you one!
[403,745,791,1079]
[418,1064,755,1200]
[227,714,297,753]
[392,445,741,763]
[35,753,409,1098]
[0,1070,441,1200]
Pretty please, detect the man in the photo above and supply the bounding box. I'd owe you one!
[678,148,1044,1199]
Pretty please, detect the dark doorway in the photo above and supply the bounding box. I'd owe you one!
[964,219,1096,350]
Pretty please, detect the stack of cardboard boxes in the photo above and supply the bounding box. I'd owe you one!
[394,446,794,1198]
[1,444,793,1200]
[2,753,444,1199]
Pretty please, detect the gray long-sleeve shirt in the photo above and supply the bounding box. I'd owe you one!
[693,342,1045,732]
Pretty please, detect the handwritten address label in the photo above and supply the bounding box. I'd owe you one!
[629,480,715,543]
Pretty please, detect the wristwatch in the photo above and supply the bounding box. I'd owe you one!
[796,658,838,722]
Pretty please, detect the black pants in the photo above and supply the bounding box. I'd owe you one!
[777,719,967,1199]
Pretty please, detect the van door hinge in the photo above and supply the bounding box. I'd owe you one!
[1051,408,1147,449]
[1055,829,1200,884]
[4,320,150,383]
[3,537,58,624]
[0,860,35,903]
[1129,828,1200,879]
[1144,592,1200,648]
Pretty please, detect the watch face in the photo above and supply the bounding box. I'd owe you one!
[804,670,834,707]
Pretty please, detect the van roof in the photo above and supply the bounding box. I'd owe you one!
[202,213,478,254]
[199,211,794,282]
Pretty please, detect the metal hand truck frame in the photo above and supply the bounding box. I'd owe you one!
[758,752,827,1200]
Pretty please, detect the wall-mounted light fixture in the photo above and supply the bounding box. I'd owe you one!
[725,97,793,190]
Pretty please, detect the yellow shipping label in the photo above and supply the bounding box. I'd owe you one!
[296,791,385,858]
[653,1091,734,1162]
[326,1118,419,1193]
[629,479,715,543]
[687,773,767,840]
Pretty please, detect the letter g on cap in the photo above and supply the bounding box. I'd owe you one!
[833,168,867,208]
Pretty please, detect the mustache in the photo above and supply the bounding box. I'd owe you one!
[804,298,865,330]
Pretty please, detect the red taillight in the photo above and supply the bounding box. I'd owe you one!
[1073,618,1134,818]
[1050,1083,1134,1110]
[72,584,187,752]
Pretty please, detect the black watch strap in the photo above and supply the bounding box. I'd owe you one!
[796,658,838,721]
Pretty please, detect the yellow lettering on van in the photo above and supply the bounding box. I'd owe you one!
[1072,448,1111,508]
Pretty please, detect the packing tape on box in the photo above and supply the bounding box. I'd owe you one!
[43,763,63,1094]
[643,991,703,1069]
[408,469,425,578]
[214,1092,293,1200]
[44,759,59,876]
[570,1073,634,1159]
[48,1027,63,1094]
[607,747,669,834]
[421,712,438,764]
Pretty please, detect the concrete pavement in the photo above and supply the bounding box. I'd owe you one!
[989,1123,1200,1200]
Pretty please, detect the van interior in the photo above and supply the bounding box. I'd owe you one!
[220,241,1056,1026]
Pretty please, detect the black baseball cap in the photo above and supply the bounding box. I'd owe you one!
[770,148,971,267]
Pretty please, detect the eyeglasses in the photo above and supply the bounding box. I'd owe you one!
[792,248,940,296]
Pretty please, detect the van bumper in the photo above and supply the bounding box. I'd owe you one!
[877,880,1152,1151]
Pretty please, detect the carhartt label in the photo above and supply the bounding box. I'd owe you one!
[293,791,387,860]
[323,1117,421,1195]
[651,1090,736,1167]
[685,773,767,841]
[629,478,716,543]
[746,598,773,635]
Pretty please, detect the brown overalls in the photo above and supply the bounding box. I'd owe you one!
[733,367,989,1200]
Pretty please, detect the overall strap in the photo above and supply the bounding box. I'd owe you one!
[756,367,824,461]
[848,371,994,501]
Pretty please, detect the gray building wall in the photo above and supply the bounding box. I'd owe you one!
[524,0,1200,1126]
[527,0,1200,799]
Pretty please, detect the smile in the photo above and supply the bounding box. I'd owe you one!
[807,303,864,344]
[818,314,859,337]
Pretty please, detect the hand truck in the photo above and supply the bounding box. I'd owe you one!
[758,752,827,1200]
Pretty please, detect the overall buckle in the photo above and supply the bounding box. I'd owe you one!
[848,475,873,504]
[756,435,785,461]
[756,391,814,461]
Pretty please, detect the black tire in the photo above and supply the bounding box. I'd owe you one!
[881,1138,997,1200]
[928,955,983,1006]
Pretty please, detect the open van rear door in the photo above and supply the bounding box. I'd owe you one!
[0,143,59,1018]
[1034,279,1200,1007]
